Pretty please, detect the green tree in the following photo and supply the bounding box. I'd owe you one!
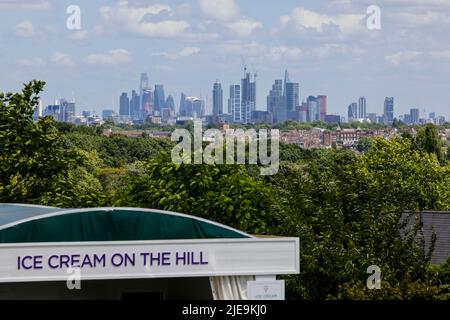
[416,123,444,163]
[117,152,279,234]
[0,81,105,207]
[270,137,450,299]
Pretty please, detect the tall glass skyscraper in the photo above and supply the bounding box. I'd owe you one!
[285,82,299,112]
[119,92,130,116]
[154,85,166,112]
[267,80,284,123]
[229,85,241,123]
[212,80,223,116]
[358,97,367,121]
[384,97,394,124]
[241,69,256,124]
[130,90,140,120]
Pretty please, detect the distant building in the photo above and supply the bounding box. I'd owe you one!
[229,85,241,123]
[307,96,319,122]
[166,95,176,112]
[119,93,130,116]
[179,93,187,117]
[212,81,223,116]
[324,114,341,124]
[317,96,327,122]
[141,89,153,120]
[60,99,76,123]
[367,113,378,124]
[102,109,115,121]
[154,85,166,112]
[241,70,256,124]
[184,97,204,118]
[384,97,394,124]
[285,82,299,113]
[250,111,272,124]
[358,97,367,121]
[348,102,357,122]
[267,80,284,123]
[130,90,140,120]
[410,108,420,124]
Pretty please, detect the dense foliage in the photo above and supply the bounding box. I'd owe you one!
[1,82,450,299]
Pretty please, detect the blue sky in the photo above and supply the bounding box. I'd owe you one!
[1,0,450,118]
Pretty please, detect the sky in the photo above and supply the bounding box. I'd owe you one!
[1,0,450,118]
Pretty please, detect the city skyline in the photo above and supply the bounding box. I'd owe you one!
[1,0,450,118]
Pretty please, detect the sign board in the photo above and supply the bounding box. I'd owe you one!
[247,280,285,300]
[0,238,299,283]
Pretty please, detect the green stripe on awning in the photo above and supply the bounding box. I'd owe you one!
[0,207,250,243]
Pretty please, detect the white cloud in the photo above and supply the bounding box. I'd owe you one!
[385,50,450,66]
[14,20,35,37]
[268,46,303,61]
[215,41,266,56]
[385,51,423,66]
[0,0,51,11]
[227,19,262,37]
[70,30,88,41]
[51,52,75,67]
[16,57,46,67]
[198,0,238,22]
[100,0,189,38]
[152,47,201,59]
[280,7,364,34]
[178,47,201,57]
[86,49,132,66]
[394,11,450,26]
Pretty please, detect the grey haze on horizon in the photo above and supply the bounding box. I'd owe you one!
[1,0,449,119]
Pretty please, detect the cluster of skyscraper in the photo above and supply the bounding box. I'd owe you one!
[347,97,394,124]
[212,69,328,125]
[117,73,177,125]
[41,99,76,123]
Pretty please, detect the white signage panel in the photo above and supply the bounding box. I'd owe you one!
[0,238,299,283]
[248,280,285,300]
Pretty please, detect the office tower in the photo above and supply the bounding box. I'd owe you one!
[212,80,223,116]
[141,89,153,120]
[44,104,61,121]
[429,112,436,121]
[410,108,420,124]
[384,97,394,124]
[82,111,91,118]
[307,96,318,122]
[229,85,241,123]
[267,80,284,123]
[139,73,150,117]
[179,93,187,116]
[358,97,367,121]
[130,90,140,120]
[166,95,176,112]
[102,109,114,121]
[368,113,378,123]
[317,95,327,121]
[154,85,166,112]
[56,99,76,123]
[283,69,290,97]
[241,69,256,124]
[285,82,300,112]
[184,97,204,118]
[119,92,130,116]
[348,102,357,122]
